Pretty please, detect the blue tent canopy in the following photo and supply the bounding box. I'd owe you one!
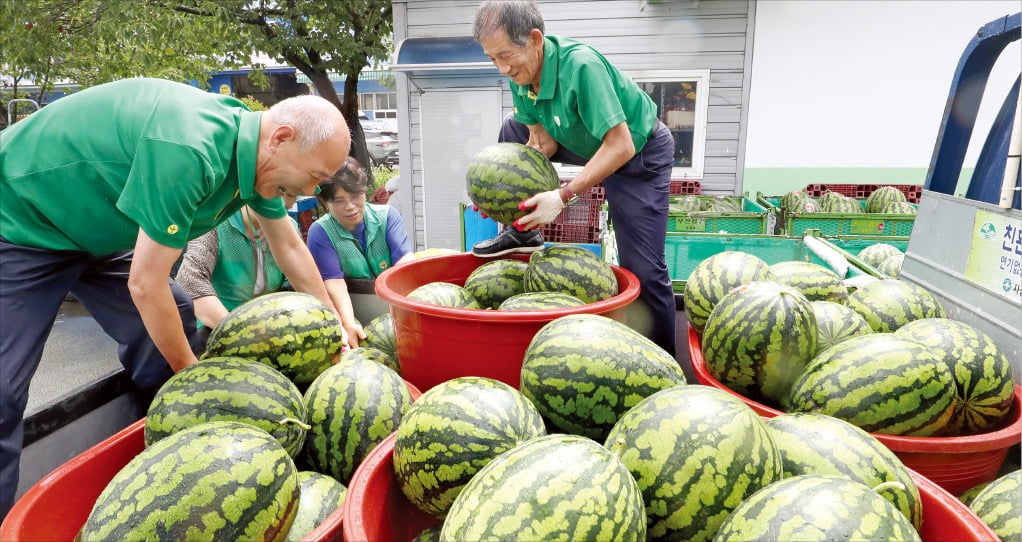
[391,36,497,76]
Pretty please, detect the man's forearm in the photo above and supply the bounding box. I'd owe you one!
[129,277,198,372]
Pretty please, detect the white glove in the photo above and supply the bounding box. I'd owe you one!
[516,189,565,230]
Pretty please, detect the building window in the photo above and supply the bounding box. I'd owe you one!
[634,70,710,178]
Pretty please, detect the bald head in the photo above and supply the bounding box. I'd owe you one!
[267,95,350,153]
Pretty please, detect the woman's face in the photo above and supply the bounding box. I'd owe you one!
[329,187,367,231]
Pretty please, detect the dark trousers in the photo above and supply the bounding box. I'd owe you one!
[498,115,677,356]
[0,238,195,519]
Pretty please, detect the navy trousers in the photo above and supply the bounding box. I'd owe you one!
[498,115,677,356]
[0,237,195,519]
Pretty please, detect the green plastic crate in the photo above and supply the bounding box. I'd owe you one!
[756,192,917,237]
[668,195,771,234]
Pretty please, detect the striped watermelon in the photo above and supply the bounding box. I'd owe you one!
[702,196,742,213]
[882,201,918,215]
[497,291,585,310]
[521,314,687,440]
[145,357,308,457]
[684,251,775,331]
[465,142,560,225]
[866,186,908,213]
[342,345,399,374]
[780,190,810,212]
[80,421,299,541]
[462,258,528,309]
[605,386,782,541]
[393,377,546,518]
[847,279,946,332]
[408,282,481,309]
[285,471,347,542]
[959,481,991,506]
[878,253,905,278]
[765,413,922,528]
[523,244,618,303]
[363,312,398,367]
[969,470,1021,541]
[857,243,903,268]
[787,334,957,436]
[819,193,864,214]
[769,260,848,303]
[713,475,921,542]
[412,525,441,542]
[702,281,817,408]
[895,318,1015,435]
[810,300,873,354]
[669,195,702,213]
[303,356,413,483]
[440,434,646,541]
[203,292,344,385]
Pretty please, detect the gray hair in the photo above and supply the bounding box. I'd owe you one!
[266,95,338,152]
[474,0,545,47]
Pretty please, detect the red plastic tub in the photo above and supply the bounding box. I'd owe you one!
[688,324,1022,496]
[0,383,422,542]
[342,431,997,542]
[375,253,640,392]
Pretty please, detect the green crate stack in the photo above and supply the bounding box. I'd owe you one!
[756,192,917,237]
[667,195,772,234]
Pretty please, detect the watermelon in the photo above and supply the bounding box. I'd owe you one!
[341,345,399,374]
[683,251,774,331]
[465,142,560,225]
[80,421,299,541]
[145,357,308,457]
[362,312,398,367]
[669,195,702,213]
[820,194,864,214]
[969,470,1021,541]
[866,186,908,213]
[497,291,585,310]
[882,201,918,215]
[702,281,817,408]
[713,475,921,542]
[959,481,991,506]
[439,434,646,542]
[285,472,347,542]
[857,243,903,268]
[303,356,414,483]
[523,244,618,303]
[203,292,344,385]
[846,279,946,332]
[520,314,687,440]
[810,300,873,354]
[780,190,810,212]
[878,253,905,278]
[605,386,782,541]
[765,413,922,528]
[393,376,546,518]
[768,260,848,303]
[407,282,481,309]
[412,525,441,542]
[787,334,957,436]
[702,196,742,213]
[895,318,1015,435]
[462,258,528,309]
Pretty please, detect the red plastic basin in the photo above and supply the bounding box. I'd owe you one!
[688,324,1022,496]
[342,431,997,542]
[375,253,640,392]
[0,382,422,542]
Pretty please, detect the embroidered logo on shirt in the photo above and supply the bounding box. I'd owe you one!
[380,261,389,270]
[167,224,179,234]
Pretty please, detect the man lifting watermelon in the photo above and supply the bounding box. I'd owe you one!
[470,0,677,357]
[0,79,349,519]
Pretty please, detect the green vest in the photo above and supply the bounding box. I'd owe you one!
[208,212,296,318]
[316,204,393,279]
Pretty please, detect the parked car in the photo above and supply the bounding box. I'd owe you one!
[365,130,398,167]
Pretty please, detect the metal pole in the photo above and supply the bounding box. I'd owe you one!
[1000,92,1022,209]
[6,98,40,125]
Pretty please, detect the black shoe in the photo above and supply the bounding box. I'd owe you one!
[472,228,544,258]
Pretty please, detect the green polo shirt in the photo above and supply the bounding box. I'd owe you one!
[0,78,285,256]
[511,35,657,160]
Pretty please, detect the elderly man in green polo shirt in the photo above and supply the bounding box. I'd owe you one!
[0,77,350,518]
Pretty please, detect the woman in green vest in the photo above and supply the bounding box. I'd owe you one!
[307,158,414,348]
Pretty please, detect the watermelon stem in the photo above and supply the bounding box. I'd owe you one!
[279,417,312,431]
[871,481,907,495]
[608,437,627,459]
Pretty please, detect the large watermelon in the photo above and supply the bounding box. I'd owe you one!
[810,300,873,354]
[341,345,399,374]
[895,318,1015,435]
[701,281,817,408]
[393,377,546,518]
[440,434,646,542]
[882,201,918,215]
[768,260,848,303]
[523,244,618,303]
[713,475,921,542]
[819,193,864,214]
[683,251,774,331]
[80,421,299,541]
[520,314,687,440]
[669,195,702,213]
[145,357,308,457]
[765,413,922,528]
[284,472,347,542]
[303,356,414,483]
[787,334,957,436]
[877,252,905,278]
[462,258,528,309]
[605,386,782,541]
[846,279,946,332]
[407,282,481,309]
[866,186,908,213]
[497,291,585,310]
[203,292,344,385]
[857,243,903,268]
[465,142,560,225]
[969,470,1021,541]
[362,312,398,367]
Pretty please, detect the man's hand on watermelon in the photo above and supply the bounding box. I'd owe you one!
[515,189,565,230]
